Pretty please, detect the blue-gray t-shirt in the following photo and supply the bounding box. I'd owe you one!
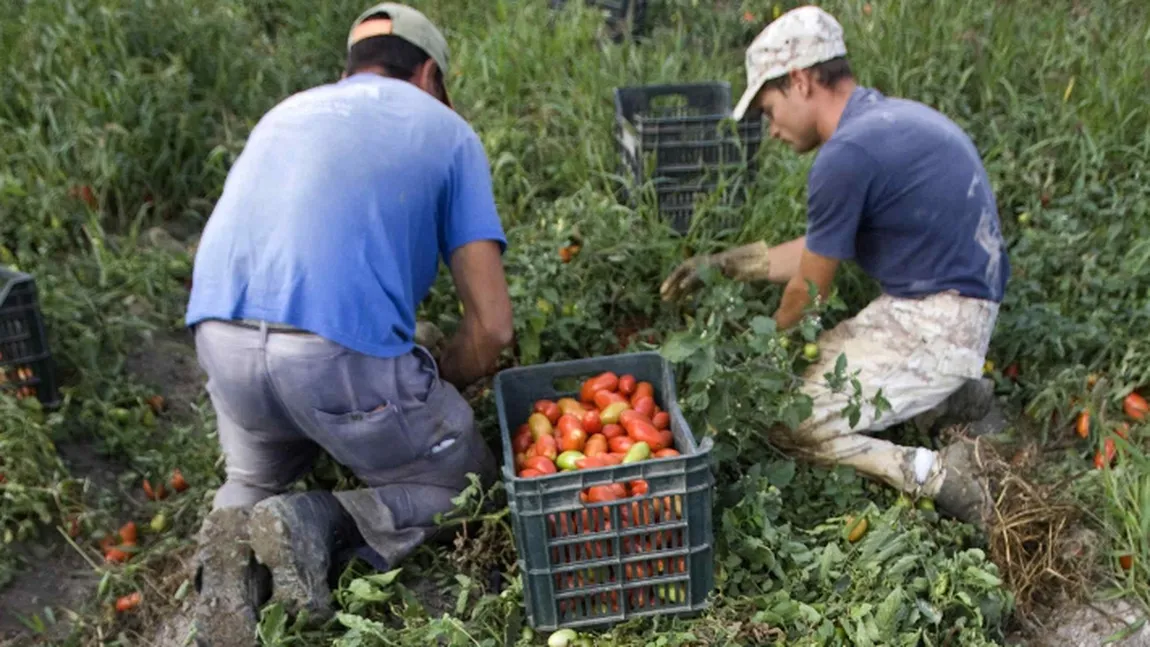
[185,73,507,358]
[805,87,1009,302]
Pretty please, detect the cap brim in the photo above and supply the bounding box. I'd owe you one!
[732,75,769,122]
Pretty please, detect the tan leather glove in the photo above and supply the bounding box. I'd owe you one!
[660,241,772,301]
[414,320,447,357]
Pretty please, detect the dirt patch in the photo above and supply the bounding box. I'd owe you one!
[123,328,204,419]
[0,535,100,645]
[1009,598,1150,646]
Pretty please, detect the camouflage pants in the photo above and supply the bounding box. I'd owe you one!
[774,291,999,495]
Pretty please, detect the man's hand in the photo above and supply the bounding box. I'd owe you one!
[414,320,446,357]
[772,247,839,330]
[659,237,807,301]
[437,240,514,390]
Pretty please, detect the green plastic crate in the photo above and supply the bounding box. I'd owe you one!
[494,352,715,631]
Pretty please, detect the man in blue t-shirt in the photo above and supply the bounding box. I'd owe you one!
[661,6,1008,529]
[186,5,514,644]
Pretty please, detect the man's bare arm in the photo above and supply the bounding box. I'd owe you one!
[437,240,514,389]
[773,247,839,331]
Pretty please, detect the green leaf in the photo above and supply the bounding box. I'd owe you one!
[661,331,702,363]
[751,315,777,336]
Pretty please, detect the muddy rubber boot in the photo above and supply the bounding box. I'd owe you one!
[934,441,995,528]
[248,491,361,626]
[192,507,271,647]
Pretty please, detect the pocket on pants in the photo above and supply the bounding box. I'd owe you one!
[310,401,421,475]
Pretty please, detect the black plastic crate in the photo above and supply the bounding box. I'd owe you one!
[646,166,755,234]
[613,82,763,233]
[550,0,648,38]
[494,352,715,632]
[0,267,59,408]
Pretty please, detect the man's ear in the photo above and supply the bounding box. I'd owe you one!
[414,58,438,93]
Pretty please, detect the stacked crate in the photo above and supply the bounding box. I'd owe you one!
[0,267,59,408]
[550,0,649,39]
[614,82,763,234]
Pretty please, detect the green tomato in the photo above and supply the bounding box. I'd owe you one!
[803,343,820,361]
[778,336,791,350]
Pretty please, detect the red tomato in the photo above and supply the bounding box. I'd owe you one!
[619,409,652,429]
[512,430,533,453]
[535,434,559,460]
[534,399,561,424]
[631,381,654,404]
[594,389,627,410]
[581,372,620,404]
[585,434,608,457]
[558,425,587,453]
[628,421,668,451]
[629,479,649,496]
[1076,411,1090,439]
[609,436,635,453]
[618,374,637,396]
[1124,392,1148,421]
[632,396,655,418]
[652,411,670,430]
[582,409,603,435]
[526,456,557,474]
[601,423,625,439]
[654,448,680,459]
[519,468,544,478]
[584,485,619,503]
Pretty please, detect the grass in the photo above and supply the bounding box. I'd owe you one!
[1,0,1149,644]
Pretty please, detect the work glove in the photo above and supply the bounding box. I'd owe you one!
[659,241,772,301]
[414,320,446,357]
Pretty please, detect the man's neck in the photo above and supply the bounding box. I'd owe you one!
[815,79,859,144]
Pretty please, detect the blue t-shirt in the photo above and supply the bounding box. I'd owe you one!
[185,73,506,358]
[805,87,1009,302]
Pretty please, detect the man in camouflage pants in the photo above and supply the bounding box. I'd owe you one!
[661,6,1008,526]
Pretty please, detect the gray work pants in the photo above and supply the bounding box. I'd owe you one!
[192,319,497,569]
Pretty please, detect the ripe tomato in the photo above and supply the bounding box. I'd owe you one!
[594,389,627,410]
[609,436,635,453]
[584,485,619,503]
[618,374,637,396]
[601,423,625,439]
[557,425,587,453]
[557,398,586,417]
[535,434,559,460]
[619,409,651,429]
[632,396,655,418]
[654,448,680,459]
[1119,554,1134,571]
[519,468,544,478]
[1124,392,1148,421]
[651,411,670,430]
[115,591,142,613]
[1076,411,1091,439]
[631,381,654,404]
[1093,437,1117,469]
[582,409,602,435]
[512,429,533,453]
[557,413,584,436]
[581,372,619,404]
[584,434,608,457]
[534,399,561,424]
[628,421,668,451]
[629,479,649,496]
[525,456,557,474]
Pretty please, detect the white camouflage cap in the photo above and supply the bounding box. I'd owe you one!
[732,5,848,121]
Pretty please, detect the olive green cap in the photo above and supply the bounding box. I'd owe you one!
[347,3,451,79]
